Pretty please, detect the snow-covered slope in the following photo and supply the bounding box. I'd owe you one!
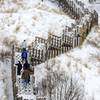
[0,61,7,100]
[0,0,99,100]
[0,0,75,45]
[0,60,13,100]
[34,2,100,100]
[35,24,100,100]
[0,0,75,100]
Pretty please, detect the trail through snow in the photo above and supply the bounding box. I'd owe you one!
[0,0,100,100]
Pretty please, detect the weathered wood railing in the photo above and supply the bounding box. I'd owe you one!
[46,34,61,59]
[32,48,44,66]
[47,34,61,50]
[61,33,73,53]
[30,11,98,66]
[28,0,99,67]
[11,45,21,100]
[30,32,82,66]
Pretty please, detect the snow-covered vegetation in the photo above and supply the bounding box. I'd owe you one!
[0,61,7,100]
[0,60,13,100]
[0,0,75,47]
[0,0,100,100]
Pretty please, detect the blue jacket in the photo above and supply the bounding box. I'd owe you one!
[21,51,28,59]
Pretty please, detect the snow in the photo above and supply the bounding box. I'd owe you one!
[0,61,7,100]
[34,2,100,100]
[0,13,75,44]
[0,60,13,100]
[0,0,75,45]
[35,63,47,86]
[35,24,100,99]
[3,59,13,100]
[0,0,100,100]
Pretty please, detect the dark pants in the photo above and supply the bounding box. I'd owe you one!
[28,76,30,83]
[17,69,21,75]
[17,70,20,75]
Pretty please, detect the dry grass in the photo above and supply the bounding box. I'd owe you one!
[0,0,4,4]
[4,8,17,13]
[32,16,38,21]
[14,26,20,33]
[3,35,18,47]
[12,0,18,3]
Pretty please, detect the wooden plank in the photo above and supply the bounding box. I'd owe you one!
[35,37,47,44]
[47,34,61,50]
[17,97,22,100]
[36,97,46,100]
[32,48,45,66]
[61,34,73,47]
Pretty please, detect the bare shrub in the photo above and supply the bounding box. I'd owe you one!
[14,26,20,33]
[40,59,85,100]
[0,48,11,61]
[3,35,18,48]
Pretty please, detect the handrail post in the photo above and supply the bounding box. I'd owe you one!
[11,44,17,100]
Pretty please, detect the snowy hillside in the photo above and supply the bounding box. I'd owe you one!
[34,1,100,100]
[0,0,100,100]
[35,25,100,100]
[0,0,75,45]
[0,60,13,100]
[0,0,75,100]
[0,61,7,100]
